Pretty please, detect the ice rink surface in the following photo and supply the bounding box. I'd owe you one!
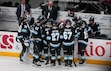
[0,56,111,71]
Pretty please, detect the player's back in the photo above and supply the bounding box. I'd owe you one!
[62,26,75,42]
[50,28,61,44]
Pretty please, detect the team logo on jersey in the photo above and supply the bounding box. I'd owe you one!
[0,34,14,49]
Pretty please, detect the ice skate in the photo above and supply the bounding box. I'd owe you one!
[69,63,72,67]
[20,55,24,62]
[39,58,44,62]
[45,60,49,65]
[35,61,41,66]
[32,60,36,64]
[20,58,24,62]
[52,63,56,66]
[65,60,68,66]
[58,62,61,65]
[79,59,85,64]
[51,60,56,66]
[65,63,68,66]
[32,60,41,66]
[58,61,61,65]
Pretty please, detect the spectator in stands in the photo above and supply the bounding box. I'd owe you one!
[1,2,8,6]
[16,0,30,26]
[66,2,74,11]
[7,1,12,7]
[42,0,58,20]
[15,2,19,7]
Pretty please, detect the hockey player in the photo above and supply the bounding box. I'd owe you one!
[16,16,30,62]
[62,19,75,67]
[37,15,47,62]
[23,10,31,24]
[88,17,101,38]
[47,22,61,66]
[31,15,46,66]
[72,15,78,27]
[23,10,32,61]
[42,19,53,65]
[76,19,88,64]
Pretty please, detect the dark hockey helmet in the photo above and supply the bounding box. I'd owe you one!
[37,15,46,23]
[78,16,82,20]
[78,20,86,28]
[53,22,58,27]
[77,20,82,26]
[65,19,72,25]
[47,18,54,25]
[89,16,94,21]
[72,15,78,21]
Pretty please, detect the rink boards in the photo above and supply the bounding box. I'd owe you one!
[0,31,111,66]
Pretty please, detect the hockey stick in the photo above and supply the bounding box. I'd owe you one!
[73,39,77,67]
[73,46,77,67]
[76,38,80,62]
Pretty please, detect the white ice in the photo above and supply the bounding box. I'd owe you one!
[0,56,110,71]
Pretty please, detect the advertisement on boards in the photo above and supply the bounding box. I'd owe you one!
[0,31,22,53]
[0,31,111,62]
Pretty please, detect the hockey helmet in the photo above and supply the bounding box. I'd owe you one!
[37,15,46,23]
[78,20,86,28]
[89,17,94,21]
[72,15,78,21]
[53,22,58,27]
[77,20,82,26]
[65,19,72,25]
[78,16,82,20]
[47,18,54,25]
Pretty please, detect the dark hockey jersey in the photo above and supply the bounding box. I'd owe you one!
[31,23,42,41]
[48,27,61,48]
[76,20,88,42]
[18,22,30,38]
[77,27,88,42]
[88,22,101,37]
[42,26,52,45]
[62,26,75,46]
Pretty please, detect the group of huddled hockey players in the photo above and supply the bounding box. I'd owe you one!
[16,10,101,67]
